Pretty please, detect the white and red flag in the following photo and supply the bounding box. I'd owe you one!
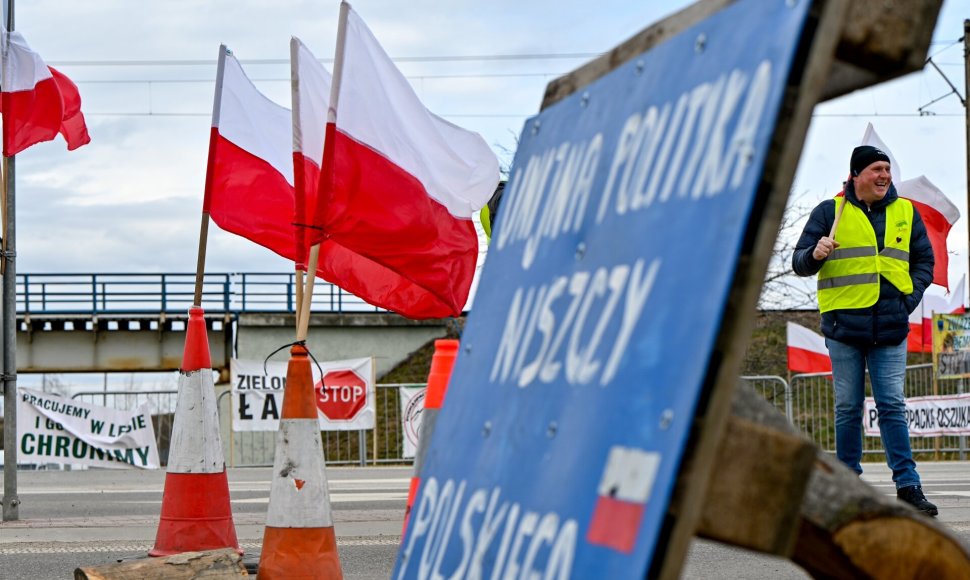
[204,46,299,261]
[861,124,959,290]
[787,322,831,374]
[308,3,500,319]
[0,26,89,156]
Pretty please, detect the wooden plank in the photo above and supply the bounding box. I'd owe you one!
[541,0,942,110]
[691,417,816,555]
[73,548,247,580]
[822,0,944,100]
[541,0,734,110]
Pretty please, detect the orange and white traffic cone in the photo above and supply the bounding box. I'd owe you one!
[401,339,459,540]
[258,343,342,579]
[150,306,241,556]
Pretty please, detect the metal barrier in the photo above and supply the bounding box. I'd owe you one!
[70,370,969,467]
[19,272,385,315]
[72,384,422,468]
[788,364,969,459]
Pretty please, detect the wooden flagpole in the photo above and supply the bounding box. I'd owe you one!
[829,193,847,238]
[297,0,350,342]
[290,37,306,334]
[194,46,229,307]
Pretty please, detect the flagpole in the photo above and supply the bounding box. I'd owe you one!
[829,193,847,238]
[1,0,20,523]
[194,46,229,307]
[297,0,349,342]
[290,37,306,335]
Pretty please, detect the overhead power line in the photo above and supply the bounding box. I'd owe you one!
[46,52,602,67]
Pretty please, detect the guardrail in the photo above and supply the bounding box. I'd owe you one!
[18,272,385,315]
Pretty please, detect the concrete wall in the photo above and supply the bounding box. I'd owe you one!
[15,312,449,381]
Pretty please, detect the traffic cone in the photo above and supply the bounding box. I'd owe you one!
[258,343,342,579]
[150,306,241,557]
[402,339,459,539]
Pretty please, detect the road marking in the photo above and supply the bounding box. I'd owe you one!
[0,536,402,555]
[18,479,411,495]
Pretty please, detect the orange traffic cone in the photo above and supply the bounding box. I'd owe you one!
[150,306,241,556]
[258,344,342,579]
[402,339,459,539]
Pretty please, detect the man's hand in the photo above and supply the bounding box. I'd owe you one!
[812,236,839,261]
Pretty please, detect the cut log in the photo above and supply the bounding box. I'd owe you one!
[695,385,970,578]
[73,548,247,580]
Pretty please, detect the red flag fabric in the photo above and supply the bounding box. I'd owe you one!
[0,27,90,156]
[49,66,90,151]
[787,322,832,374]
[897,175,959,290]
[204,46,300,261]
[310,5,499,319]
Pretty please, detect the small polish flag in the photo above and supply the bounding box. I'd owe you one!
[586,446,661,554]
[786,322,831,374]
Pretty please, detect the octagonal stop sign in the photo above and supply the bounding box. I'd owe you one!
[316,369,367,421]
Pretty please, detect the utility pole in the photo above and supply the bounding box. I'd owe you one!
[965,19,969,281]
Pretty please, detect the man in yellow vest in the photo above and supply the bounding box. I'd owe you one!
[793,145,938,516]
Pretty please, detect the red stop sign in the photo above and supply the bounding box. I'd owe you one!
[316,369,367,421]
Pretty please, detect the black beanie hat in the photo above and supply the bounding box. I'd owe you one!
[850,145,890,176]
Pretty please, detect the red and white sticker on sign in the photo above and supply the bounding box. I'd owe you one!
[586,446,661,553]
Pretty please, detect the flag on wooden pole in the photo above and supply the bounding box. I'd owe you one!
[306,2,499,320]
[204,46,298,262]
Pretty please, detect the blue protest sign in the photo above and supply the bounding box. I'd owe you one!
[394,0,812,577]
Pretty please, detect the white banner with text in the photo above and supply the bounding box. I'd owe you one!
[17,387,160,469]
[231,357,375,431]
[864,393,970,436]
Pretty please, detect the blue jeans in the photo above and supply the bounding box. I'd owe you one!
[825,337,920,489]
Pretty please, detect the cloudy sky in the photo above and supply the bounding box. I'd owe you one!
[3,0,968,302]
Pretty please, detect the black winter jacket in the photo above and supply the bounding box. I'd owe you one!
[791,181,934,347]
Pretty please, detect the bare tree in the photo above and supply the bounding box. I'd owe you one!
[759,198,817,310]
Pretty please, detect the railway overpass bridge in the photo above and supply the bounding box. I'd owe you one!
[12,272,452,381]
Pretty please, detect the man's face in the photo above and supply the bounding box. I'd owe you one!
[853,160,891,205]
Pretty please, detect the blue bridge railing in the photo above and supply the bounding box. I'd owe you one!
[16,272,384,315]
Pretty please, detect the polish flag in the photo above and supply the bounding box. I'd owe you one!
[861,124,959,290]
[204,46,299,262]
[897,175,959,290]
[787,322,831,374]
[309,3,500,319]
[587,446,661,554]
[290,37,332,271]
[0,26,90,156]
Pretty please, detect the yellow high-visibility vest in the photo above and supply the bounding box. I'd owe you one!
[817,196,913,313]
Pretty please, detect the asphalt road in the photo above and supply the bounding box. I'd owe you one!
[2,462,969,579]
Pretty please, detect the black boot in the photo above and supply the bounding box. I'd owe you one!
[897,485,938,517]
